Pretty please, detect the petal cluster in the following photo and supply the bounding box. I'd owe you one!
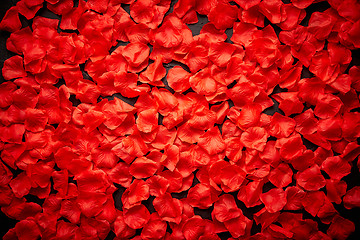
[1,0,360,239]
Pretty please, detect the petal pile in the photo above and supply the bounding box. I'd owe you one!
[1,0,360,239]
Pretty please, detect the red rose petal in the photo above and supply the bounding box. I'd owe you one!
[0,6,22,32]
[15,218,41,240]
[321,156,351,180]
[187,183,219,209]
[129,155,160,179]
[269,113,296,138]
[153,193,182,224]
[240,127,268,152]
[213,194,242,222]
[327,215,355,240]
[260,188,287,213]
[297,165,326,191]
[269,163,293,188]
[123,204,150,229]
[343,186,360,209]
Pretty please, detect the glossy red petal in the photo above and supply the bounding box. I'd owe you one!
[113,212,136,238]
[151,87,178,116]
[160,144,179,171]
[291,0,314,9]
[200,22,227,42]
[236,103,262,130]
[237,180,264,208]
[9,172,31,198]
[231,22,258,47]
[284,186,306,210]
[208,3,237,29]
[146,175,170,197]
[0,6,22,32]
[308,11,336,40]
[279,134,305,161]
[210,42,236,68]
[2,55,27,80]
[122,179,149,209]
[106,162,132,188]
[139,57,166,86]
[0,124,25,144]
[309,51,339,83]
[122,42,150,68]
[213,194,242,223]
[60,199,81,224]
[326,179,347,204]
[166,66,191,93]
[141,213,167,240]
[269,163,293,188]
[235,0,260,10]
[60,0,86,30]
[76,192,108,217]
[153,193,182,224]
[321,156,351,180]
[123,204,150,230]
[269,113,296,138]
[297,165,326,191]
[181,216,206,240]
[224,214,252,238]
[273,92,304,116]
[187,183,219,209]
[258,0,283,24]
[343,186,360,209]
[189,68,217,96]
[197,126,225,155]
[327,215,355,240]
[278,4,306,31]
[151,19,183,48]
[267,224,294,239]
[260,188,287,213]
[185,42,209,73]
[136,109,159,133]
[112,131,149,163]
[76,169,111,193]
[24,108,48,132]
[15,218,41,240]
[2,198,42,220]
[240,127,268,152]
[129,156,159,179]
[86,0,108,13]
[55,220,78,239]
[0,82,17,108]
